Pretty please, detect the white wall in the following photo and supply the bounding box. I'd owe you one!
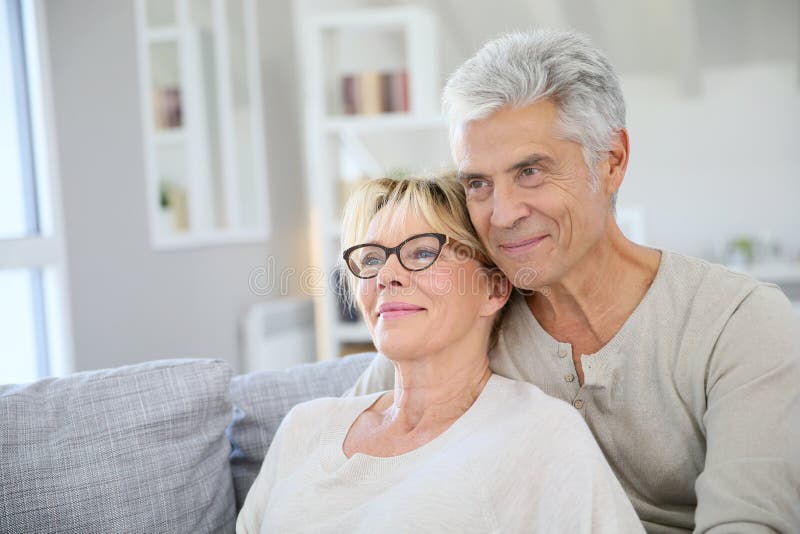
[621,62,800,259]
[45,0,308,373]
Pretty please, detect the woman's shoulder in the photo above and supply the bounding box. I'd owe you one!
[283,392,385,431]
[487,374,576,412]
[270,393,385,458]
[483,374,596,443]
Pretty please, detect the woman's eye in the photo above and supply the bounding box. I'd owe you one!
[361,255,383,267]
[411,248,436,259]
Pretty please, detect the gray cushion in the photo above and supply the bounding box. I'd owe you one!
[228,352,375,509]
[0,359,236,534]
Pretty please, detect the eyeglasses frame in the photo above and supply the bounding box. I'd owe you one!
[342,232,448,279]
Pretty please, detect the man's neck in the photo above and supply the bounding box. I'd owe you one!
[528,221,662,358]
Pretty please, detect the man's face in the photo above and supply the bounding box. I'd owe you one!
[452,99,612,290]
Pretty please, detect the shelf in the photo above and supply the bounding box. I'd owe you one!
[137,0,270,252]
[299,4,440,360]
[151,228,268,251]
[153,129,184,145]
[146,27,179,43]
[337,321,372,343]
[324,114,446,134]
[310,6,433,31]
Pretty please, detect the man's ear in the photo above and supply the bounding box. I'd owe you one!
[602,128,629,195]
[481,270,512,317]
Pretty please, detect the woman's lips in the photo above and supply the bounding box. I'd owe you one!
[378,302,425,320]
[499,235,547,255]
[380,309,423,319]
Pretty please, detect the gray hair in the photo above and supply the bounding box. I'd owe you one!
[442,29,625,209]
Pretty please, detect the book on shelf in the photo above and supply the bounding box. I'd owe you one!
[342,75,356,115]
[152,86,182,129]
[340,70,409,116]
[360,71,382,115]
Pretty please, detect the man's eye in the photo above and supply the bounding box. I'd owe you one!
[519,167,543,185]
[467,179,489,190]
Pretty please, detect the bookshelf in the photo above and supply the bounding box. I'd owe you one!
[296,5,452,360]
[135,0,269,250]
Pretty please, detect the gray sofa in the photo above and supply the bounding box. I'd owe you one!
[0,353,375,533]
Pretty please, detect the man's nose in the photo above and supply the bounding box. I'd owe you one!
[490,179,529,229]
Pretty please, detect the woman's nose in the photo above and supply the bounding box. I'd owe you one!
[376,253,407,290]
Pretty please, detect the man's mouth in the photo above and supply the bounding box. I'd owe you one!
[498,235,547,255]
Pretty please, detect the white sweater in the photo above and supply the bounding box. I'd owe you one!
[237,374,643,533]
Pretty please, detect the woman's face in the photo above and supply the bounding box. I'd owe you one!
[354,210,506,360]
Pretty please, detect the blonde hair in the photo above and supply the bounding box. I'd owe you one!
[339,174,506,348]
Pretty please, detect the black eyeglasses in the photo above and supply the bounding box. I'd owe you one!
[343,233,448,279]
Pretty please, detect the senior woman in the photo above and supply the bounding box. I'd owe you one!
[237,176,643,533]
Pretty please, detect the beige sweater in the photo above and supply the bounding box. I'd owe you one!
[237,374,644,533]
[347,250,800,533]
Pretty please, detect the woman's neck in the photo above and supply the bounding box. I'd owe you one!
[380,350,492,433]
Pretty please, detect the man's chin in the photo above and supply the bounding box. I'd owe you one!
[495,261,547,291]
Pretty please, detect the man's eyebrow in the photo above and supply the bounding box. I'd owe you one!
[504,154,551,173]
[456,171,486,184]
[457,154,553,183]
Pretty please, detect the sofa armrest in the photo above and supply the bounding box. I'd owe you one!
[1,359,236,533]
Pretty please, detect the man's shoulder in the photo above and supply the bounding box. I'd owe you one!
[660,250,794,306]
[661,250,762,298]
[653,251,799,384]
[659,250,788,330]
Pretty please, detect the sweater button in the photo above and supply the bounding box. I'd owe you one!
[565,373,575,383]
[573,399,584,410]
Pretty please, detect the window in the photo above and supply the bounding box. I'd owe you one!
[0,0,72,384]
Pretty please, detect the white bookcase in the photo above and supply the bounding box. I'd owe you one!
[296,5,452,360]
[135,0,269,250]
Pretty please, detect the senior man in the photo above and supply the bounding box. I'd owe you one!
[347,29,800,533]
